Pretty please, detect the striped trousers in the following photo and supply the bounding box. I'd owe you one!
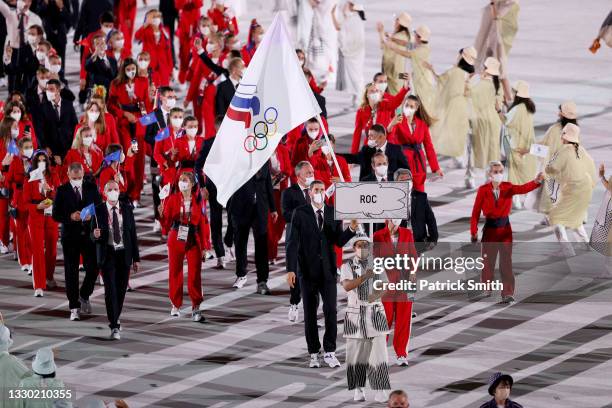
[346,336,391,391]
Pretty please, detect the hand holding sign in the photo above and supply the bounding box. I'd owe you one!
[335,182,409,221]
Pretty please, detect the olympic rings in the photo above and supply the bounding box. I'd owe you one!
[243,106,279,153]
[254,121,269,139]
[264,107,278,124]
[244,135,257,153]
[255,136,268,150]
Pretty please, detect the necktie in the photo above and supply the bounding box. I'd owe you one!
[112,207,121,245]
[74,186,81,200]
[18,13,25,48]
[377,148,383,154]
[303,189,311,204]
[317,209,323,230]
[54,103,60,119]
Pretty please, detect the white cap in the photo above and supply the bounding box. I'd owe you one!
[513,80,530,98]
[484,57,500,76]
[32,347,56,375]
[397,12,412,29]
[461,46,478,65]
[560,100,577,119]
[414,25,431,42]
[561,123,580,144]
[0,324,13,352]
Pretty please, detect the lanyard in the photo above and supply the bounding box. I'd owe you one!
[180,197,192,223]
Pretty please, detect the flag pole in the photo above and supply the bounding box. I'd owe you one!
[315,114,345,183]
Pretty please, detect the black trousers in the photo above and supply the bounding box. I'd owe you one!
[232,207,269,283]
[300,275,337,354]
[101,246,129,330]
[162,14,177,66]
[0,17,6,78]
[62,238,98,310]
[208,187,225,258]
[285,223,301,305]
[411,190,438,252]
[150,160,161,221]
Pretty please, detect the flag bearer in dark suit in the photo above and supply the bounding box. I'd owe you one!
[286,180,357,369]
[91,180,140,340]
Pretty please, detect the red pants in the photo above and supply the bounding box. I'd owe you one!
[29,216,59,289]
[120,122,146,202]
[481,225,514,296]
[0,198,9,246]
[167,231,203,308]
[267,190,285,260]
[115,2,137,55]
[13,209,31,266]
[383,300,413,358]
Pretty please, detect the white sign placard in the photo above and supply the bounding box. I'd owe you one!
[529,143,549,158]
[334,182,410,221]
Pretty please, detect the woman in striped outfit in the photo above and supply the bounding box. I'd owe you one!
[340,233,391,403]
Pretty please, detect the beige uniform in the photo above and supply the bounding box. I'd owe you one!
[536,123,563,213]
[410,45,436,115]
[0,352,30,408]
[546,144,596,228]
[382,31,410,95]
[470,77,503,168]
[506,104,536,185]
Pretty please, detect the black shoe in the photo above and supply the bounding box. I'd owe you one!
[256,282,271,295]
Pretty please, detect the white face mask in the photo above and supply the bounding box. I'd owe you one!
[170,117,183,129]
[367,139,377,148]
[312,192,324,205]
[152,17,162,26]
[304,176,315,186]
[201,26,211,36]
[38,78,48,89]
[115,39,125,48]
[101,26,112,35]
[255,34,264,43]
[321,145,331,155]
[11,128,20,138]
[356,247,369,259]
[38,161,46,171]
[368,92,381,104]
[22,148,33,158]
[375,82,387,93]
[165,98,177,109]
[106,190,120,202]
[87,111,100,122]
[178,181,190,192]
[307,130,319,140]
[491,173,504,183]
[27,34,38,45]
[49,64,61,74]
[206,43,217,54]
[375,164,388,177]
[10,112,22,122]
[185,128,198,137]
[70,178,83,189]
[222,58,230,69]
[82,136,93,147]
[36,51,46,61]
[231,40,241,51]
[45,90,56,101]
[404,106,416,117]
[125,69,136,79]
[137,60,150,70]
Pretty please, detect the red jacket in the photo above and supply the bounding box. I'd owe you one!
[17,120,38,149]
[175,0,203,40]
[161,192,208,248]
[107,78,153,141]
[98,156,134,196]
[373,226,418,301]
[153,128,180,171]
[270,143,292,190]
[64,147,104,177]
[207,7,238,34]
[241,43,257,66]
[350,87,408,154]
[175,135,204,174]
[74,120,120,155]
[22,170,60,224]
[470,181,541,236]
[309,152,351,188]
[5,157,29,208]
[135,25,173,86]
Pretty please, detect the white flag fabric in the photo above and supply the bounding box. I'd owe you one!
[204,13,321,206]
[29,167,44,182]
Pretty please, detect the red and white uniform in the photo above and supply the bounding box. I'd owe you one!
[5,156,32,268]
[135,25,173,87]
[207,6,238,35]
[98,155,135,199]
[153,128,181,187]
[74,118,120,155]
[374,226,417,359]
[175,0,203,83]
[64,147,104,180]
[23,170,60,290]
[267,144,291,260]
[175,135,204,175]
[0,141,11,247]
[114,0,138,55]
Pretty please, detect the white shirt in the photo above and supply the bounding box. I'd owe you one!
[229,77,239,89]
[375,173,387,182]
[311,203,324,228]
[0,3,42,49]
[376,141,388,153]
[187,139,196,153]
[106,202,123,247]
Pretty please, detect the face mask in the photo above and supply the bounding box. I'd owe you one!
[404,106,416,117]
[106,190,120,202]
[11,126,20,138]
[206,43,217,54]
[376,82,387,92]
[27,35,38,45]
[367,139,377,148]
[49,64,61,74]
[491,173,504,183]
[170,117,183,129]
[312,192,324,204]
[36,51,46,61]
[356,247,369,259]
[87,111,100,122]
[70,178,83,189]
[298,58,305,67]
[232,41,242,51]
[368,92,381,104]
[38,161,46,171]
[137,60,150,70]
[305,176,314,186]
[321,145,331,155]
[222,58,230,69]
[307,130,319,140]
[152,17,162,26]
[82,136,93,147]
[201,26,211,36]
[115,39,125,48]
[178,181,190,192]
[125,69,136,79]
[10,112,22,122]
[101,26,112,35]
[45,91,56,101]
[186,128,198,137]
[375,165,388,177]
[165,98,177,109]
[255,34,264,43]
[22,148,33,158]
[39,78,48,88]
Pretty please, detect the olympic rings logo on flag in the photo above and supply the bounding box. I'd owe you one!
[243,107,279,153]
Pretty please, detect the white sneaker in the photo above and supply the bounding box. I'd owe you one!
[309,353,321,368]
[34,289,43,297]
[98,275,104,286]
[215,257,226,269]
[353,387,366,401]
[110,328,121,340]
[375,390,389,403]
[192,309,205,322]
[225,245,235,261]
[232,276,247,289]
[80,298,92,314]
[132,200,140,209]
[170,305,180,317]
[70,309,80,321]
[0,243,8,254]
[46,279,57,289]
[270,258,277,265]
[21,264,31,275]
[153,220,161,232]
[323,352,341,368]
[205,252,214,260]
[288,304,299,322]
[396,356,408,366]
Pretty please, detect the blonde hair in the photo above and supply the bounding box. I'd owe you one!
[82,100,107,135]
[72,125,92,149]
[360,83,376,109]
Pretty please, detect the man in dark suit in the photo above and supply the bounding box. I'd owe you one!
[91,180,140,340]
[344,124,409,181]
[215,58,244,118]
[286,180,357,368]
[361,152,393,182]
[229,164,277,294]
[84,34,118,92]
[36,0,72,80]
[40,79,77,164]
[281,160,314,322]
[52,162,103,321]
[25,67,50,147]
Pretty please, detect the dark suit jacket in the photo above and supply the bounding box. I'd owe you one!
[41,98,78,158]
[144,108,167,147]
[286,204,355,281]
[73,0,113,43]
[215,78,236,118]
[85,55,118,92]
[160,0,179,21]
[194,136,215,188]
[344,142,409,181]
[228,165,276,231]
[91,201,140,267]
[281,184,309,224]
[52,180,102,242]
[26,85,48,147]
[361,173,395,182]
[36,0,72,39]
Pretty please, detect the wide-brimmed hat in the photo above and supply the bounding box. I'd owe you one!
[461,46,477,65]
[514,80,530,98]
[488,372,514,396]
[561,123,580,144]
[397,12,412,28]
[484,57,500,76]
[414,25,431,42]
[0,324,13,352]
[560,100,577,119]
[32,347,56,375]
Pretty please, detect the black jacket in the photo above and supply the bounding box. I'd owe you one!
[41,98,78,158]
[36,0,72,39]
[286,204,355,281]
[91,201,140,267]
[343,142,409,181]
[361,173,394,182]
[215,78,236,118]
[144,108,167,147]
[228,165,276,230]
[281,184,309,224]
[85,55,118,92]
[194,136,215,188]
[52,180,103,242]
[73,0,113,44]
[479,399,523,408]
